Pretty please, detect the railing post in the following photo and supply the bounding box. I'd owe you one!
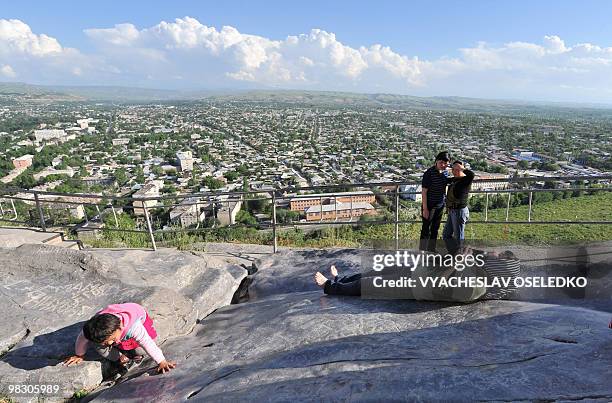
[143,204,157,251]
[484,192,489,222]
[228,200,232,225]
[110,204,119,227]
[11,199,17,220]
[34,192,46,231]
[271,192,278,253]
[319,195,323,222]
[0,200,4,216]
[395,185,400,250]
[334,196,338,221]
[528,191,533,222]
[505,193,511,222]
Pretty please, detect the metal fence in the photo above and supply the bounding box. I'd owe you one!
[1,174,611,252]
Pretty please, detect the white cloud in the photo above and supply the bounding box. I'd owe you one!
[0,19,113,84]
[2,17,612,102]
[0,19,62,56]
[1,64,16,78]
[84,23,140,46]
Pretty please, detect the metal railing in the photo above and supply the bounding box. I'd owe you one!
[0,174,611,252]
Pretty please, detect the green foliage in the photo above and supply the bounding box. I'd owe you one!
[517,160,530,169]
[13,169,36,189]
[467,191,612,243]
[152,165,164,176]
[533,161,561,171]
[276,208,300,223]
[0,158,13,178]
[236,210,257,226]
[89,212,150,248]
[223,170,239,182]
[163,184,177,194]
[71,388,89,400]
[245,196,269,214]
[202,176,223,190]
[114,168,128,185]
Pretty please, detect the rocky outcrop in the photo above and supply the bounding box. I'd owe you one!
[92,247,611,402]
[0,244,247,401]
[1,244,610,402]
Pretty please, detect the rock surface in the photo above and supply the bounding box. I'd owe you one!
[90,246,611,402]
[0,244,246,401]
[1,243,610,402]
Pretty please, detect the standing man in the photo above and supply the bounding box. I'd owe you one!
[443,160,475,254]
[420,151,450,252]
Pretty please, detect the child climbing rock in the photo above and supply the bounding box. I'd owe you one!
[63,302,176,374]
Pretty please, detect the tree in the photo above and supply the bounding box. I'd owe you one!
[14,170,36,189]
[202,176,223,190]
[134,166,145,183]
[224,171,239,182]
[517,160,529,169]
[114,168,129,186]
[152,165,164,176]
[276,208,300,223]
[236,210,257,226]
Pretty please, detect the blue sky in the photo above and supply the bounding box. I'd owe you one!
[2,1,612,102]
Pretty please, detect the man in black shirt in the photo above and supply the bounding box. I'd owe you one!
[419,151,450,252]
[443,160,475,254]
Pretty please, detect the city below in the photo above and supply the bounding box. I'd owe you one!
[0,86,610,239]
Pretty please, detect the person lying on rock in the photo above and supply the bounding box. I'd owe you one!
[314,250,520,302]
[63,302,176,374]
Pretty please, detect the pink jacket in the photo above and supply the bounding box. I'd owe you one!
[75,303,165,364]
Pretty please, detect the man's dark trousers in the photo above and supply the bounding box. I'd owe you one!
[419,206,444,252]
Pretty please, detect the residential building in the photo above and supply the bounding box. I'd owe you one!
[177,151,194,172]
[399,184,422,202]
[305,202,376,221]
[216,197,242,226]
[12,154,34,169]
[471,172,510,191]
[132,180,163,216]
[289,191,375,212]
[169,197,206,228]
[33,129,67,142]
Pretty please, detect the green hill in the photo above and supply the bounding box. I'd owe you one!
[87,191,612,249]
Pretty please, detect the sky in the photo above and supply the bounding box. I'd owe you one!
[1,0,612,103]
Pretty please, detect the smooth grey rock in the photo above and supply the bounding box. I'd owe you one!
[90,247,611,402]
[0,244,246,400]
[92,294,612,402]
[89,249,248,319]
[249,248,365,299]
[2,244,610,402]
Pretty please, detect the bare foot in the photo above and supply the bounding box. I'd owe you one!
[314,272,328,288]
[330,265,338,278]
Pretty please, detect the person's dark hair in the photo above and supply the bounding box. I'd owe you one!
[453,160,464,166]
[435,151,450,162]
[82,314,121,343]
[499,250,518,260]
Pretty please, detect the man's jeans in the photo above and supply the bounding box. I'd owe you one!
[419,207,444,252]
[443,207,469,254]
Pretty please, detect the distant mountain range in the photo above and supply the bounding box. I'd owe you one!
[1,82,611,114]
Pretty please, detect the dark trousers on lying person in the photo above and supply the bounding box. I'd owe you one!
[323,273,363,296]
